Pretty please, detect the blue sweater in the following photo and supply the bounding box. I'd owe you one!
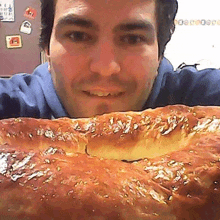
[1,58,220,119]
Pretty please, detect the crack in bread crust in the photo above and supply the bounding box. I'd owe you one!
[1,105,220,161]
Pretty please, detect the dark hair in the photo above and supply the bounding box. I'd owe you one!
[156,0,178,57]
[39,0,55,51]
[39,0,178,57]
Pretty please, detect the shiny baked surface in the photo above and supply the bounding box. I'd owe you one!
[1,105,220,219]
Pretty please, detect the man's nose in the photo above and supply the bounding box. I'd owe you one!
[89,41,120,76]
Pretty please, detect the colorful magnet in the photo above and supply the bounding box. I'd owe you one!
[206,20,211,26]
[212,20,217,26]
[183,20,189,25]
[20,20,32,34]
[190,20,195,26]
[24,7,37,20]
[6,35,22,49]
[195,20,200,26]
[178,19,183,25]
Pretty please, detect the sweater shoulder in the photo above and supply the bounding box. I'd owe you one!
[146,58,220,108]
[0,63,52,119]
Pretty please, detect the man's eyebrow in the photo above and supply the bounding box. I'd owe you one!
[113,20,156,32]
[55,14,99,31]
[55,15,155,33]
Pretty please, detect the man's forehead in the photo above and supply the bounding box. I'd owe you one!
[54,0,156,16]
[64,0,151,2]
[53,0,157,32]
[55,0,155,6]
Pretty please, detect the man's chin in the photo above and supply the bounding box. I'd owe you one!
[93,103,113,116]
[86,104,129,117]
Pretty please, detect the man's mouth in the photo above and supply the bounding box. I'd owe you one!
[83,91,124,97]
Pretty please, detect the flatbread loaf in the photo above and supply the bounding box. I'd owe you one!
[1,105,220,219]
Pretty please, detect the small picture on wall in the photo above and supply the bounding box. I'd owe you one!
[6,35,22,49]
[24,7,37,20]
[0,0,15,22]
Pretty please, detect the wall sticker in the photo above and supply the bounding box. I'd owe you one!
[24,7,37,20]
[20,20,32,34]
[6,35,22,49]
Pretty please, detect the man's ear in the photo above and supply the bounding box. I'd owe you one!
[45,48,51,72]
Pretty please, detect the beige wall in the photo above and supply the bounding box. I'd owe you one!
[164,0,220,70]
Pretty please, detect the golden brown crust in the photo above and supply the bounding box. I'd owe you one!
[1,105,220,219]
[0,117,87,156]
[67,105,220,160]
[1,105,220,161]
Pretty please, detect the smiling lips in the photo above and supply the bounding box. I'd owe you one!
[84,90,124,97]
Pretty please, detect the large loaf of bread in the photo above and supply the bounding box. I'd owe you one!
[1,105,220,219]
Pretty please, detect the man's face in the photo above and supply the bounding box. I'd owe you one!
[47,0,160,118]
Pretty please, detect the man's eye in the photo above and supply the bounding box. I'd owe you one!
[120,34,147,45]
[66,31,92,42]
